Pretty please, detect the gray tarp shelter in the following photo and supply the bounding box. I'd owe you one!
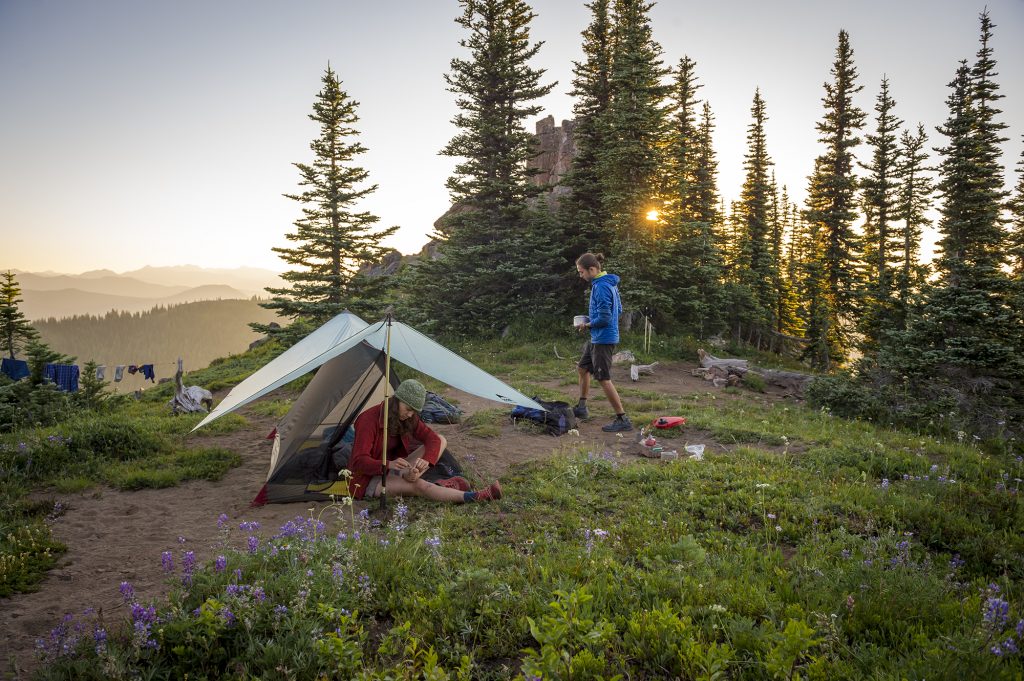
[192,313,543,504]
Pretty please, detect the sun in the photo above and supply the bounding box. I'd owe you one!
[645,209,660,222]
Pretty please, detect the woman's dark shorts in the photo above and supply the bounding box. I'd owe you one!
[578,342,615,381]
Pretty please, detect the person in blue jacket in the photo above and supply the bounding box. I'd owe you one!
[573,252,632,432]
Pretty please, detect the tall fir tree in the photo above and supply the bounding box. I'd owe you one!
[893,123,933,329]
[857,76,904,354]
[403,0,561,335]
[0,271,38,360]
[1008,140,1024,282]
[563,0,615,259]
[802,29,866,364]
[732,89,777,347]
[598,0,670,315]
[256,66,397,337]
[773,184,800,338]
[663,60,725,337]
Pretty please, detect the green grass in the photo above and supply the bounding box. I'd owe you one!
[461,408,506,438]
[9,328,1024,679]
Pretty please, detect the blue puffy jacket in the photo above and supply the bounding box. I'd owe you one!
[588,272,621,345]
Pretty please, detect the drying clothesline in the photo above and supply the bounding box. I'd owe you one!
[2,358,194,392]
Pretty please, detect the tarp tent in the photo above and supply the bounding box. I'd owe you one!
[193,312,543,504]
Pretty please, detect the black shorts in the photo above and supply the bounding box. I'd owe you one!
[578,342,615,381]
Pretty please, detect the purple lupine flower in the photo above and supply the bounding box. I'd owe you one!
[1003,638,1019,655]
[247,535,259,554]
[1016,619,1024,637]
[160,551,174,573]
[182,550,196,573]
[379,538,390,546]
[251,586,267,603]
[841,549,851,559]
[949,554,965,570]
[93,627,107,655]
[215,555,227,572]
[992,644,1004,656]
[217,513,229,529]
[358,509,370,520]
[226,584,244,597]
[767,513,776,519]
[233,568,243,581]
[119,581,135,603]
[177,535,187,545]
[306,569,314,577]
[984,597,1011,628]
[274,604,288,617]
[337,532,348,542]
[333,564,344,581]
[880,479,890,490]
[239,520,260,532]
[425,536,442,549]
[219,608,236,626]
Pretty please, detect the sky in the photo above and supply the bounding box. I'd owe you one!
[2,0,1022,275]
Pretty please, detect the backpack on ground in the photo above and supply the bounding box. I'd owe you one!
[510,397,577,436]
[420,391,463,424]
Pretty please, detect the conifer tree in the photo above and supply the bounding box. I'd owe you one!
[0,271,37,360]
[563,0,615,257]
[857,76,903,354]
[732,89,777,347]
[893,123,933,328]
[1008,141,1024,282]
[256,66,397,336]
[802,30,866,363]
[663,62,725,336]
[773,184,800,338]
[403,0,561,335]
[597,0,670,314]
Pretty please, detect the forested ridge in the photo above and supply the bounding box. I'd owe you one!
[32,299,279,377]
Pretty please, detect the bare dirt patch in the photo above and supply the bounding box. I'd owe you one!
[0,359,790,678]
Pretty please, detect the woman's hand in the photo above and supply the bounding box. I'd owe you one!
[403,458,429,482]
[388,458,411,472]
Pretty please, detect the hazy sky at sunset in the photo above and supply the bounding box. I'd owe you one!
[2,0,1022,274]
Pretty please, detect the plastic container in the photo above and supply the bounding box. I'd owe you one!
[660,449,679,461]
[573,315,589,328]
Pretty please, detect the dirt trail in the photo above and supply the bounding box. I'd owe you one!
[0,359,782,678]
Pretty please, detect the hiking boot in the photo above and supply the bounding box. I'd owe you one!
[573,402,590,420]
[435,476,470,491]
[601,415,633,432]
[474,481,502,502]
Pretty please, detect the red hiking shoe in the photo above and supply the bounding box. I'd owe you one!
[435,476,471,491]
[474,481,502,502]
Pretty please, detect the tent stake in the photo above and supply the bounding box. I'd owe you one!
[379,313,394,511]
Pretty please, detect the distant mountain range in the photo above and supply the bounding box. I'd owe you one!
[6,266,285,321]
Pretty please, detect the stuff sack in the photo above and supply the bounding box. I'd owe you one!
[420,391,463,424]
[510,397,577,436]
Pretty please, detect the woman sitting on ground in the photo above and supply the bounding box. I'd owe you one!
[346,379,502,503]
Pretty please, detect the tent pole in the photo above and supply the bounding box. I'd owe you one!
[379,314,394,511]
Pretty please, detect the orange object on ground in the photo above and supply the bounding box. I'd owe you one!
[652,416,686,429]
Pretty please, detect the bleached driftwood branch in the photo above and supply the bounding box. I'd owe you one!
[630,362,659,382]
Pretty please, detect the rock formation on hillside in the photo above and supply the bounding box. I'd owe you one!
[364,115,578,279]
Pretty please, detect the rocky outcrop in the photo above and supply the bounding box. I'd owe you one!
[527,115,577,188]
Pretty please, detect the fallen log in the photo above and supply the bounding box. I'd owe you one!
[696,349,814,396]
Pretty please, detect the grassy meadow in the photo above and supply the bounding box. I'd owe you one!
[3,328,1023,679]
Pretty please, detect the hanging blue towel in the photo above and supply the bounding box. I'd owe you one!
[43,363,80,392]
[1,358,30,381]
[140,364,155,383]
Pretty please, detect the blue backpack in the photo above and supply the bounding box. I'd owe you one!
[510,398,577,436]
